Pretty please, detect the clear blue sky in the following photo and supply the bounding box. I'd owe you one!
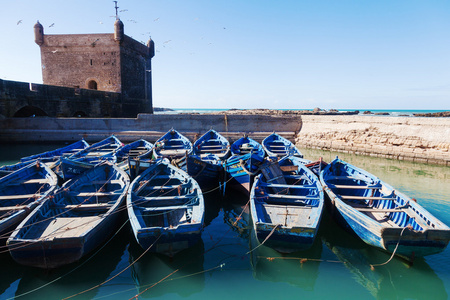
[1,0,449,110]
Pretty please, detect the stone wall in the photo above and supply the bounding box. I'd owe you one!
[0,79,150,118]
[0,113,302,143]
[295,115,450,166]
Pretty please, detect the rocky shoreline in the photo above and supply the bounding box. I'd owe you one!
[413,111,450,117]
[210,108,360,115]
[295,115,450,166]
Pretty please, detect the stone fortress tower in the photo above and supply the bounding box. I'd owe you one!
[33,16,155,113]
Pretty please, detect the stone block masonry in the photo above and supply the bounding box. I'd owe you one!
[295,115,450,166]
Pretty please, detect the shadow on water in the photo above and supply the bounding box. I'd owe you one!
[0,250,25,298]
[12,220,131,300]
[223,189,323,291]
[128,237,205,298]
[222,192,251,240]
[320,208,448,300]
[203,188,223,227]
[249,225,322,291]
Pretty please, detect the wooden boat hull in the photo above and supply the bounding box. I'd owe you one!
[262,133,303,159]
[60,157,95,180]
[0,161,58,243]
[136,225,203,256]
[7,212,124,268]
[186,154,223,190]
[225,152,263,195]
[321,158,450,259]
[250,157,324,253]
[20,139,89,163]
[327,196,450,258]
[7,163,129,269]
[127,160,205,257]
[60,136,122,180]
[254,222,317,253]
[192,129,230,160]
[153,129,193,165]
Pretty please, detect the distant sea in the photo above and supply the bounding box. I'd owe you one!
[155,108,448,117]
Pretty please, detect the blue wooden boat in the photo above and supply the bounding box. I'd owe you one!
[127,159,204,257]
[0,160,57,178]
[0,161,58,243]
[114,139,154,171]
[320,157,450,260]
[187,129,230,190]
[262,133,303,159]
[7,162,130,269]
[59,135,123,180]
[224,135,265,194]
[192,129,230,159]
[153,129,193,170]
[20,139,89,163]
[250,156,324,253]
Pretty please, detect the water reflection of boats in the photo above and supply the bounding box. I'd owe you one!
[249,225,322,290]
[223,199,251,239]
[13,221,130,299]
[203,189,222,227]
[249,203,323,291]
[222,189,251,238]
[129,238,205,298]
[0,251,24,298]
[322,212,448,300]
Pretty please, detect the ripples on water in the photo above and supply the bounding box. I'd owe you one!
[0,144,449,299]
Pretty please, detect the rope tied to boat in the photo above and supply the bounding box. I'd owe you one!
[370,225,413,270]
[246,224,281,255]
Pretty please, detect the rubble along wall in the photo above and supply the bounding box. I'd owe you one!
[295,115,450,166]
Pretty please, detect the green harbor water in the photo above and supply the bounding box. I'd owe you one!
[0,143,449,300]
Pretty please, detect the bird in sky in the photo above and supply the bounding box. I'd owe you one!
[120,9,128,12]
[49,23,55,27]
[154,18,160,22]
[17,20,22,25]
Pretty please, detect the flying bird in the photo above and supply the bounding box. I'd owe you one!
[120,9,128,12]
[49,23,55,27]
[154,18,160,22]
[17,20,22,25]
[163,40,171,44]
[51,50,58,53]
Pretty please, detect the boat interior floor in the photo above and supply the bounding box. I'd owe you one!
[260,203,314,228]
[27,216,102,240]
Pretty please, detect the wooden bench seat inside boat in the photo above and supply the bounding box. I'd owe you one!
[142,205,190,212]
[69,191,122,197]
[267,194,320,200]
[0,194,41,200]
[329,184,381,189]
[62,203,113,211]
[341,195,397,201]
[260,183,316,189]
[0,205,29,212]
[8,178,50,186]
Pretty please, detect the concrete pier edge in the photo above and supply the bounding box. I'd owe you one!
[0,113,448,166]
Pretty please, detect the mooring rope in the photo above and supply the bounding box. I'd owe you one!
[1,172,118,253]
[10,219,130,300]
[370,225,411,270]
[63,233,163,300]
[246,224,281,255]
